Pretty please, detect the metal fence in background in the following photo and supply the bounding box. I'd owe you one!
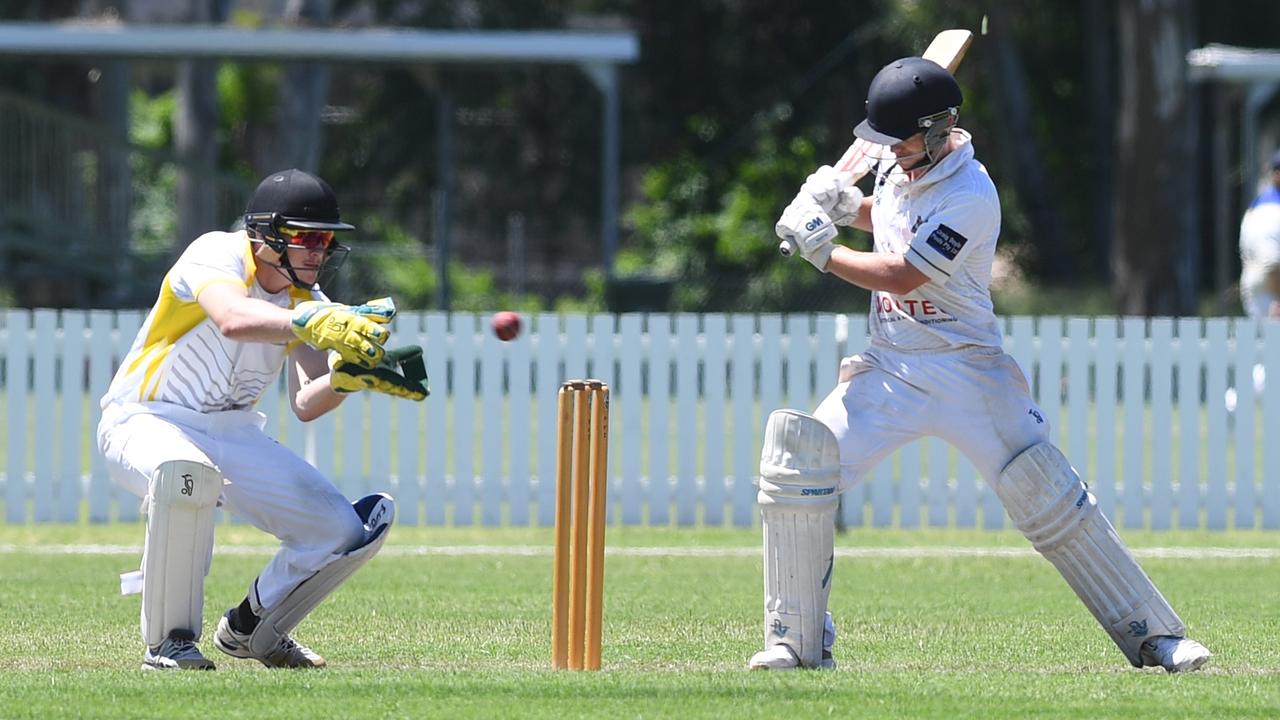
[0,90,252,307]
[2,309,1279,530]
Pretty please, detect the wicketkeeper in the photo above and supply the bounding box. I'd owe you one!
[751,57,1211,673]
[98,169,428,670]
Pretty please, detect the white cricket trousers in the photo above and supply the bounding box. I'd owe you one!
[814,343,1051,491]
[98,401,365,612]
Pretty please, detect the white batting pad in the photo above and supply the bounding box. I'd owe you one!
[998,443,1185,666]
[248,493,395,658]
[141,460,223,647]
[756,410,840,668]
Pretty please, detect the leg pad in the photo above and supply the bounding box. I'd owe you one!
[998,443,1185,666]
[757,410,840,669]
[141,460,222,647]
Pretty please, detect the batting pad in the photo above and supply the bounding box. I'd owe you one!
[248,493,395,658]
[757,410,840,668]
[998,443,1185,666]
[141,460,223,647]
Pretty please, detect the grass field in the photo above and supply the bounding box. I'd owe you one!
[1,524,1278,719]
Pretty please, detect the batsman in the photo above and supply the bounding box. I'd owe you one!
[97,169,428,670]
[750,55,1211,672]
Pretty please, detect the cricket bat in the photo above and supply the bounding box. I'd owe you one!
[779,29,974,256]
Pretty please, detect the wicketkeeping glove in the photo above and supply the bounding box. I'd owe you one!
[291,301,390,368]
[349,296,397,324]
[329,345,429,401]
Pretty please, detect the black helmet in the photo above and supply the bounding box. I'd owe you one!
[242,169,353,290]
[854,57,962,145]
[243,168,355,232]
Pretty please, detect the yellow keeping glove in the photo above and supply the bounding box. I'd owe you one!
[291,301,389,368]
[349,297,397,324]
[329,345,429,402]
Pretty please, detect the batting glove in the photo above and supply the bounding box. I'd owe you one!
[830,185,864,227]
[801,165,846,210]
[775,197,839,272]
[801,165,863,227]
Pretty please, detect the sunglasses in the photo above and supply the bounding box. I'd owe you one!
[278,226,335,250]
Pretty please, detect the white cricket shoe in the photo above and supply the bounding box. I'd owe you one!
[1140,636,1212,673]
[213,612,326,668]
[142,629,215,671]
[749,644,801,670]
[748,611,837,670]
[747,644,837,670]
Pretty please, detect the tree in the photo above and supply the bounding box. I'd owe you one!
[174,0,232,254]
[1112,0,1197,315]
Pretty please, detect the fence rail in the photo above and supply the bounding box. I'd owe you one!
[2,309,1279,530]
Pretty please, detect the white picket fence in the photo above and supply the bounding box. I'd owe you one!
[2,309,1279,530]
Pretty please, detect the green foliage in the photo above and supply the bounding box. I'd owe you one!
[339,215,551,312]
[128,89,177,255]
[623,112,860,312]
[216,63,281,178]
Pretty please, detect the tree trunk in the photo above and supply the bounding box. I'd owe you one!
[1082,0,1115,281]
[985,9,1071,280]
[257,0,333,175]
[1112,0,1196,315]
[174,0,230,253]
[92,57,132,307]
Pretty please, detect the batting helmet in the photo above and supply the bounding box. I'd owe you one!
[854,57,962,146]
[243,169,354,289]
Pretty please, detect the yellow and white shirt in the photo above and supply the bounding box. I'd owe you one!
[101,230,322,412]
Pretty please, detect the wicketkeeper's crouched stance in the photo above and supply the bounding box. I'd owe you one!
[98,170,428,670]
[748,56,1210,673]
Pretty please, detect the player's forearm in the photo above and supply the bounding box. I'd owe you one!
[824,246,927,294]
[847,196,874,233]
[293,374,346,421]
[207,295,296,344]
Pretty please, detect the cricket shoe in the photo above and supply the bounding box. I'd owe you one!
[1141,632,1208,671]
[142,629,216,670]
[747,644,837,670]
[1140,636,1212,673]
[213,611,326,668]
[748,611,838,670]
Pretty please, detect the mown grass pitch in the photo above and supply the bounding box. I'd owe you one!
[0,524,1277,719]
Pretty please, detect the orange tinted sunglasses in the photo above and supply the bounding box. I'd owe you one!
[279,226,335,250]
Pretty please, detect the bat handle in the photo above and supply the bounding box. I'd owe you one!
[778,238,797,257]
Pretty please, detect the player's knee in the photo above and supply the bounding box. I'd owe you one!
[329,503,367,555]
[150,460,223,509]
[996,442,1093,551]
[758,410,841,510]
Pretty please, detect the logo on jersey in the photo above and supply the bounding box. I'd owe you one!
[1028,408,1044,424]
[911,215,924,233]
[925,223,968,261]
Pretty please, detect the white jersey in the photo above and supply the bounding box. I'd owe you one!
[1239,187,1280,318]
[101,230,322,412]
[866,130,1003,351]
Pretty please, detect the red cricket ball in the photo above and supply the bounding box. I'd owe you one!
[490,311,521,342]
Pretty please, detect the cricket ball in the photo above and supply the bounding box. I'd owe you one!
[490,311,521,342]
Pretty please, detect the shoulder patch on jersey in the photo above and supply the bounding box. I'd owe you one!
[925,223,968,261]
